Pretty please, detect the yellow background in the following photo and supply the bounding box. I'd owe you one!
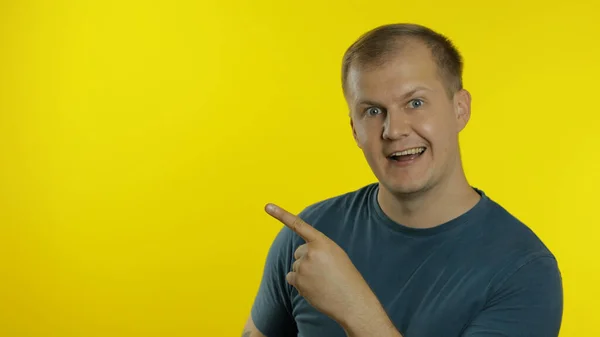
[1,0,598,336]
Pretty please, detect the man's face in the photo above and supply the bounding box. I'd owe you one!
[345,40,471,196]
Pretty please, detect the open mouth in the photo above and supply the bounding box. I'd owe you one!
[388,147,426,162]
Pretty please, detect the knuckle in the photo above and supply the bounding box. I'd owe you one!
[294,245,306,258]
[291,217,303,230]
[307,248,322,260]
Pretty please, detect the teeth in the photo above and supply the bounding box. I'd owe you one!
[391,147,425,157]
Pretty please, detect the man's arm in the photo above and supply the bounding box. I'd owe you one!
[338,294,403,337]
[460,255,563,337]
[245,224,298,337]
[339,255,562,337]
[265,203,403,337]
[241,316,266,337]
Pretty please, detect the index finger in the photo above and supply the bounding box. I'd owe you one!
[265,203,321,242]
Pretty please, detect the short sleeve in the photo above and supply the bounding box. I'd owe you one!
[461,255,563,337]
[251,226,297,337]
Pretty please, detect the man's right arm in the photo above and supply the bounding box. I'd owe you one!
[241,316,267,337]
[244,225,298,337]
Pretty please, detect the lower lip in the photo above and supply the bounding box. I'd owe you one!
[388,151,425,167]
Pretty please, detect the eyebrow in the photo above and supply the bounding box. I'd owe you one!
[356,86,431,106]
[356,99,383,107]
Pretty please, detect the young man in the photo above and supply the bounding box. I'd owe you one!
[243,23,563,337]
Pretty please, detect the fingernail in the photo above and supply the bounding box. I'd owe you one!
[266,204,276,212]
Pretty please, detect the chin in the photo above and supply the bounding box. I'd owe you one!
[375,167,434,196]
[381,179,427,196]
[364,153,433,195]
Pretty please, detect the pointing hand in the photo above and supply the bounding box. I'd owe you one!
[265,203,374,326]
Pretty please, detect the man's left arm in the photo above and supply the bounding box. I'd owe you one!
[459,255,563,337]
[341,254,563,337]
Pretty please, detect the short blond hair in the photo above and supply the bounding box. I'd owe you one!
[342,23,464,97]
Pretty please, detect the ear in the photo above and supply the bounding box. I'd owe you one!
[454,89,472,132]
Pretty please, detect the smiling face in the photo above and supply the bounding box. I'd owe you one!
[345,39,471,196]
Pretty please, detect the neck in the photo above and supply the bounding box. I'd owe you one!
[377,168,481,229]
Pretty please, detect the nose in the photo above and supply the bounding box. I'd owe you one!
[382,111,410,140]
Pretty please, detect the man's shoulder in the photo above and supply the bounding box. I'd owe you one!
[485,196,552,251]
[297,182,377,222]
[478,193,557,275]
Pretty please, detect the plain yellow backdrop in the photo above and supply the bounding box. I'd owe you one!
[1,0,598,336]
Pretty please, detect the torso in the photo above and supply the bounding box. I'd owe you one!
[287,183,550,337]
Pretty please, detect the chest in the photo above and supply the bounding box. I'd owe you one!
[289,236,494,337]
[290,273,486,337]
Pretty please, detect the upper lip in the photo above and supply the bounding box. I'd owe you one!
[386,146,427,157]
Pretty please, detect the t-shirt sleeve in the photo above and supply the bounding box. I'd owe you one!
[250,226,297,337]
[461,255,563,337]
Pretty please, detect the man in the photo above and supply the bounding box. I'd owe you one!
[242,23,563,337]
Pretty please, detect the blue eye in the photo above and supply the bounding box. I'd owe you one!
[365,107,383,116]
[408,99,424,109]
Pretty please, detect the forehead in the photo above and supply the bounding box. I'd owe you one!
[345,42,443,102]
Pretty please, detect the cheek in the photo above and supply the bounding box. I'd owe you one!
[415,115,438,144]
[419,120,435,137]
[354,123,373,146]
[418,109,454,138]
[418,115,455,156]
